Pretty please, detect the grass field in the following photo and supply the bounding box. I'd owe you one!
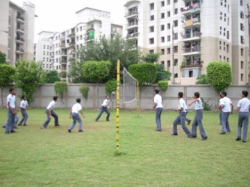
[0,108,250,187]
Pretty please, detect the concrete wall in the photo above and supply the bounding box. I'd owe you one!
[0,84,249,110]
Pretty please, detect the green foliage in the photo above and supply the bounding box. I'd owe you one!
[54,82,67,99]
[68,56,84,83]
[0,51,7,64]
[196,74,209,84]
[12,61,45,103]
[0,64,16,89]
[105,80,117,95]
[129,63,157,85]
[201,98,213,111]
[59,71,67,78]
[207,61,232,92]
[79,86,90,100]
[156,64,171,82]
[142,53,161,63]
[82,61,111,83]
[158,81,169,91]
[45,70,60,83]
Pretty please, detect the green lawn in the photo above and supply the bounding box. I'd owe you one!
[0,109,250,187]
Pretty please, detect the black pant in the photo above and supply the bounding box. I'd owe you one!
[96,106,110,121]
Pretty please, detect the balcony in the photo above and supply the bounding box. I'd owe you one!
[127,32,139,39]
[61,52,67,57]
[181,61,202,69]
[16,37,25,43]
[60,43,66,48]
[60,59,67,64]
[16,48,24,54]
[125,10,138,18]
[16,27,24,33]
[183,18,200,28]
[183,46,201,56]
[69,32,75,38]
[16,15,25,23]
[181,3,200,15]
[182,32,201,41]
[127,22,138,29]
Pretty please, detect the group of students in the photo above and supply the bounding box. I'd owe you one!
[153,89,250,142]
[3,88,111,134]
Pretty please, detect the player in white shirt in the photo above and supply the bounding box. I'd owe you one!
[41,96,60,129]
[68,98,84,133]
[219,91,233,134]
[173,92,192,137]
[153,89,163,131]
[95,96,110,122]
[188,92,208,140]
[18,96,29,126]
[236,91,250,143]
[5,88,18,134]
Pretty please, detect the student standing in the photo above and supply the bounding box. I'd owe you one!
[153,89,163,131]
[5,88,17,134]
[188,92,208,140]
[68,98,84,133]
[95,96,110,122]
[219,91,233,134]
[173,92,192,137]
[41,96,60,129]
[236,91,250,143]
[218,94,223,125]
[18,96,29,126]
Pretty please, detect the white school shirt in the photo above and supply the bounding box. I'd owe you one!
[72,103,82,113]
[178,98,187,113]
[220,97,232,113]
[47,100,56,110]
[20,100,28,109]
[7,94,15,108]
[102,99,109,107]
[237,98,250,112]
[195,98,203,110]
[154,94,163,108]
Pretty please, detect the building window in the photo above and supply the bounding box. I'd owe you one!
[150,15,154,21]
[227,58,229,62]
[174,33,178,40]
[241,74,244,81]
[227,31,229,39]
[43,51,45,55]
[167,48,171,54]
[167,0,170,5]
[161,61,165,65]
[149,26,154,32]
[161,1,165,7]
[150,3,154,10]
[80,26,82,31]
[167,35,171,41]
[174,0,178,3]
[241,36,244,44]
[47,52,49,55]
[241,61,244,69]
[167,60,170,67]
[174,73,178,78]
[174,20,178,27]
[161,25,165,31]
[226,44,229,52]
[240,11,244,19]
[240,0,243,6]
[149,38,154,44]
[161,13,165,19]
[174,46,178,53]
[241,48,244,56]
[149,50,154,54]
[161,37,165,43]
[80,35,83,40]
[240,23,244,31]
[161,49,165,54]
[43,45,45,49]
[174,59,178,66]
[167,11,171,17]
[167,23,171,29]
[174,8,178,14]
[189,70,193,78]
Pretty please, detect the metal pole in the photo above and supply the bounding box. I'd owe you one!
[115,59,121,153]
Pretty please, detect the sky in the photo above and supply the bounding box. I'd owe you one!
[12,0,126,42]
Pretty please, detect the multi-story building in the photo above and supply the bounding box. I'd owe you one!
[123,0,250,85]
[36,7,123,81]
[0,0,35,66]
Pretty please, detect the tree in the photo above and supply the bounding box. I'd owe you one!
[158,81,169,91]
[68,57,84,83]
[59,71,67,79]
[0,64,16,106]
[79,86,90,100]
[12,61,45,103]
[196,74,209,84]
[0,51,7,64]
[54,81,67,100]
[82,61,111,83]
[207,61,232,92]
[142,53,161,63]
[156,64,171,82]
[105,80,117,96]
[129,63,157,85]
[45,70,60,83]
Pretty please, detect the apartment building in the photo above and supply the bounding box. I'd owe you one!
[36,7,123,81]
[124,0,250,85]
[0,0,35,66]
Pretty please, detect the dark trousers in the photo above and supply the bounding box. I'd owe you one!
[19,108,28,125]
[173,112,191,137]
[5,108,16,132]
[237,112,249,141]
[191,110,207,138]
[96,106,110,121]
[221,112,231,133]
[42,110,59,128]
[155,108,163,130]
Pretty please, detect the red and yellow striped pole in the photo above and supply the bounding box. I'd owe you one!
[115,59,120,153]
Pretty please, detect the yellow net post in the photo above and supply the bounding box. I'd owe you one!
[136,81,140,116]
[115,59,120,153]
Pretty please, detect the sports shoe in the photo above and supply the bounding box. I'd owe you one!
[236,137,241,141]
[172,133,178,136]
[202,137,208,141]
[68,129,71,133]
[78,129,83,132]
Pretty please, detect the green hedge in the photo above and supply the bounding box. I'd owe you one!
[105,80,117,95]
[54,81,67,98]
[79,86,90,100]
[158,81,169,91]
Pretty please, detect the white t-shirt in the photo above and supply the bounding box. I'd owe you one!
[237,98,250,112]
[72,103,82,113]
[154,94,163,108]
[195,98,203,110]
[20,100,28,109]
[7,94,15,108]
[178,98,187,113]
[220,97,232,112]
[47,100,56,110]
[102,99,109,107]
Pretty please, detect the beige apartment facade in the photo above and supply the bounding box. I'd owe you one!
[124,0,250,85]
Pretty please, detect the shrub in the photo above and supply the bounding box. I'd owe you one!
[54,82,67,99]
[196,74,209,84]
[0,51,7,64]
[45,70,60,83]
[201,98,212,111]
[129,63,157,85]
[158,81,169,91]
[207,61,232,92]
[105,80,117,95]
[59,71,67,78]
[82,61,111,83]
[79,86,90,100]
